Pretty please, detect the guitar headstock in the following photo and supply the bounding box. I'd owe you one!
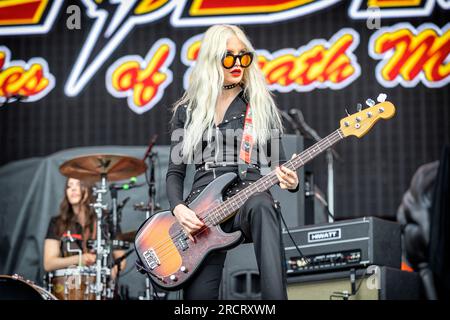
[340,94,396,138]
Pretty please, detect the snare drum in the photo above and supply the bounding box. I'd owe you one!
[48,267,97,300]
[47,266,114,300]
[0,274,57,300]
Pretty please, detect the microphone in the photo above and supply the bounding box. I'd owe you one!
[280,110,301,135]
[121,176,137,190]
[110,177,143,190]
[288,109,321,141]
[118,196,131,210]
[289,108,342,162]
[143,134,158,160]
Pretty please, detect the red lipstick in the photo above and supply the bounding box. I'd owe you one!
[231,68,242,77]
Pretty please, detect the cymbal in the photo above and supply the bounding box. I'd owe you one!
[59,154,147,182]
[116,230,136,242]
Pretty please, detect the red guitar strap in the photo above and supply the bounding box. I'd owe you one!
[238,103,254,179]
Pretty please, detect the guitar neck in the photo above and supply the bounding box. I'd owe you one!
[210,129,345,225]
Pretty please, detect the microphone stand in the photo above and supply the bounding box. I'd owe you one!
[112,249,134,299]
[109,186,118,239]
[280,110,301,135]
[325,149,335,222]
[108,184,133,239]
[289,109,342,222]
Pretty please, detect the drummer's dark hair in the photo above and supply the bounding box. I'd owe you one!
[55,178,96,245]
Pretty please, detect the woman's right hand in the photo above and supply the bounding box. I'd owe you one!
[81,253,96,266]
[173,204,204,242]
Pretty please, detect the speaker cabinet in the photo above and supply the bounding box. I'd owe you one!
[220,243,260,300]
[262,134,305,228]
[287,266,422,300]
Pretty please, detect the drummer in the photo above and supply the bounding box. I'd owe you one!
[43,177,127,279]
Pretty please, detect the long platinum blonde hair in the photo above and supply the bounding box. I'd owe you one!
[173,24,283,161]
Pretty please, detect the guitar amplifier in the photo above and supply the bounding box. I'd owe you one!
[283,217,401,276]
[287,266,422,300]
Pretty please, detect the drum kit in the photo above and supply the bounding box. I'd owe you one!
[0,135,161,301]
[0,148,160,301]
[56,152,161,300]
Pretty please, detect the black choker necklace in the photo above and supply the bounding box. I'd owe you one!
[223,83,239,90]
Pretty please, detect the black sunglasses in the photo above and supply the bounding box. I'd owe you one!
[222,52,254,69]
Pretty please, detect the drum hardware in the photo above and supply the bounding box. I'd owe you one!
[110,195,131,239]
[111,248,135,298]
[64,274,69,298]
[109,179,141,238]
[91,173,109,300]
[46,272,53,293]
[66,231,82,267]
[59,154,147,300]
[46,267,105,300]
[110,184,119,239]
[87,239,131,250]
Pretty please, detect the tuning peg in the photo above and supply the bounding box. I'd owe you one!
[365,98,375,107]
[345,108,351,116]
[356,103,362,112]
[377,93,387,103]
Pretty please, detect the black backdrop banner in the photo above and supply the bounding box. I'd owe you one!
[0,0,449,221]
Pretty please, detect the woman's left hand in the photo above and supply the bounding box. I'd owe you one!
[275,154,299,190]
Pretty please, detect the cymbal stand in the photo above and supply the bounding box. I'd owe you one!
[139,151,157,300]
[91,173,109,300]
[110,186,118,239]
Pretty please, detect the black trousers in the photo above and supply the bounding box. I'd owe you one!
[182,190,288,300]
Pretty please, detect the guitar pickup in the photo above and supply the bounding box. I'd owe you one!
[177,237,189,251]
[143,248,160,270]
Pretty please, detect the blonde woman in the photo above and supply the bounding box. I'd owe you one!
[167,25,299,300]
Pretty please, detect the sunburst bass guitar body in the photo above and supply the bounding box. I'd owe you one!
[134,172,241,290]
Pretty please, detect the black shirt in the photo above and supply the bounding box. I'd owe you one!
[46,217,88,257]
[46,215,123,258]
[166,89,298,212]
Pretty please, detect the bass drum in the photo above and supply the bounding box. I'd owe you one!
[0,274,57,300]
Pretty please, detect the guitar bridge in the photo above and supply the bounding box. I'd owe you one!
[143,248,160,270]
